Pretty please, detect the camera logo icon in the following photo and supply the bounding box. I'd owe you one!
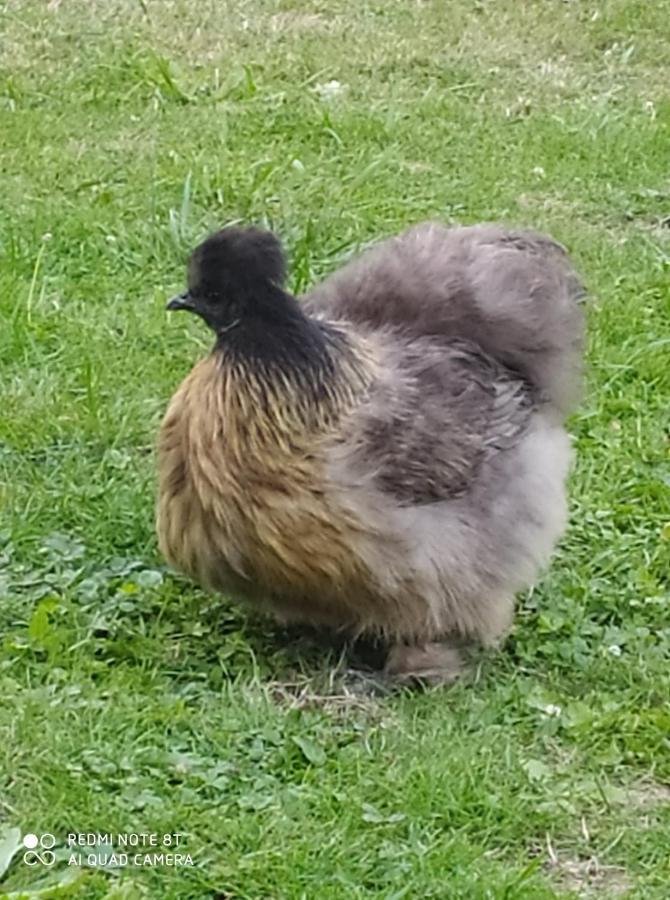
[23,833,57,866]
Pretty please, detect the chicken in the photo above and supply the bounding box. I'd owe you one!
[157,222,585,683]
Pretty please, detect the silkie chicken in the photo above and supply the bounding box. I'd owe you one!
[157,222,584,684]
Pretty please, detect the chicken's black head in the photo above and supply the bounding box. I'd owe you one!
[167,226,288,334]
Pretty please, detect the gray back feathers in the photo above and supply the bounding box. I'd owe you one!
[304,222,586,419]
[329,333,534,506]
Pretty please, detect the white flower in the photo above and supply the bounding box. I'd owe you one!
[313,80,345,102]
[543,704,562,718]
[607,644,622,657]
[531,166,546,178]
[644,101,657,121]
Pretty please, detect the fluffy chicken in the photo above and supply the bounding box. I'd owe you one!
[157,222,584,683]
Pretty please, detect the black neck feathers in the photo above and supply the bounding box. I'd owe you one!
[173,226,345,385]
[215,295,344,397]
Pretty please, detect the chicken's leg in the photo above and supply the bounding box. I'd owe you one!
[384,641,465,686]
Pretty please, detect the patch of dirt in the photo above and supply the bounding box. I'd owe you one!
[591,779,670,831]
[625,779,670,812]
[540,782,669,894]
[548,855,632,897]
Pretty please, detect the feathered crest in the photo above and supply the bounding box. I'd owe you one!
[188,226,287,300]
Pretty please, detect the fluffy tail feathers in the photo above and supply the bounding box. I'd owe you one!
[304,222,586,418]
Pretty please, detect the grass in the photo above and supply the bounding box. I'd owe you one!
[1,0,669,896]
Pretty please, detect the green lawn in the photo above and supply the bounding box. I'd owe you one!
[1,0,669,897]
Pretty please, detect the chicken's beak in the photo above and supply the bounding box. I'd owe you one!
[166,292,194,312]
